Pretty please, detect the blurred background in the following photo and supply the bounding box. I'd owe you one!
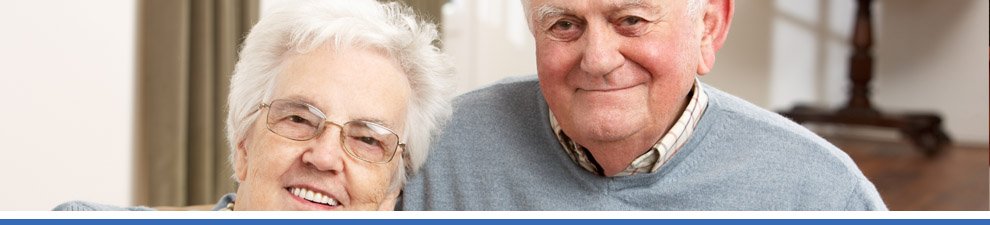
[0,0,986,210]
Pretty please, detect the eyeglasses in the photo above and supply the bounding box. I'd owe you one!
[257,99,404,164]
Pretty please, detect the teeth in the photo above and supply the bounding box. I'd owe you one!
[319,194,329,204]
[290,187,339,206]
[315,193,325,204]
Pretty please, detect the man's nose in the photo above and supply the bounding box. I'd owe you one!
[579,24,623,77]
[301,127,345,173]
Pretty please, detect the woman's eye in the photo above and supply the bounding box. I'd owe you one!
[358,136,381,146]
[287,115,315,126]
[288,115,305,123]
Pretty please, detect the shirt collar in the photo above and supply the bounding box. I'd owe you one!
[549,78,710,177]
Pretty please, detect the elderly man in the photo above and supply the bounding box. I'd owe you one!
[400,0,886,210]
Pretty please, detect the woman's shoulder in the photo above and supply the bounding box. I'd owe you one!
[52,201,155,211]
[53,193,235,211]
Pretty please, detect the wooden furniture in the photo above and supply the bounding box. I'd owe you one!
[778,0,950,156]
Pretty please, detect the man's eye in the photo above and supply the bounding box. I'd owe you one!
[620,16,645,26]
[547,19,583,41]
[553,20,575,30]
[615,16,651,36]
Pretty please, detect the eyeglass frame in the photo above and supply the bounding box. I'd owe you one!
[253,99,406,164]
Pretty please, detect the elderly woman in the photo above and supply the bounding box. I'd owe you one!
[55,0,451,211]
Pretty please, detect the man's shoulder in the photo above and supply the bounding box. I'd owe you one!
[698,84,863,177]
[680,85,886,210]
[454,75,540,107]
[440,74,548,142]
[705,84,882,204]
[702,84,831,149]
[444,75,544,128]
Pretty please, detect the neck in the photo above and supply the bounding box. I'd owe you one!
[583,133,662,176]
[581,91,693,176]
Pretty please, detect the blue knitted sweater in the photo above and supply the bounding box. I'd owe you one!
[400,76,886,210]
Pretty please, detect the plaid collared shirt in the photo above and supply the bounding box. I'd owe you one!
[549,78,710,177]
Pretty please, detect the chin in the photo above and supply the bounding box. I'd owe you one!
[582,125,638,143]
[572,112,645,143]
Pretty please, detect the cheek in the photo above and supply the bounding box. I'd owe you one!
[535,41,579,83]
[620,35,698,106]
[346,162,399,207]
[536,41,581,109]
[625,35,697,82]
[245,133,295,183]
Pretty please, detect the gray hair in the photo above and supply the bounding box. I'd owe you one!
[226,0,453,192]
[521,0,707,33]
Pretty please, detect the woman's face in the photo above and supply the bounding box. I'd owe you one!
[233,44,412,211]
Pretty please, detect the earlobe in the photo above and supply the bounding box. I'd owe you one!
[379,189,401,211]
[234,138,249,182]
[697,35,715,75]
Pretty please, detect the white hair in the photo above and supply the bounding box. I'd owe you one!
[226,0,453,192]
[521,0,707,32]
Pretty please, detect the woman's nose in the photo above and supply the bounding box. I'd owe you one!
[301,127,345,173]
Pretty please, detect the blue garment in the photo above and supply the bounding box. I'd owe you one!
[400,76,886,210]
[52,193,235,211]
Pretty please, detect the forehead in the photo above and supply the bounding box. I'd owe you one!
[271,44,411,129]
[530,0,666,17]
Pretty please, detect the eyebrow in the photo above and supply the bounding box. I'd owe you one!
[533,0,661,24]
[279,95,328,117]
[613,0,653,9]
[533,4,569,25]
[278,95,397,129]
[354,117,398,131]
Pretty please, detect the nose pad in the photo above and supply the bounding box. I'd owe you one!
[301,126,345,173]
[579,26,624,78]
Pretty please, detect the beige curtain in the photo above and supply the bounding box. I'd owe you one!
[396,0,445,21]
[136,0,258,207]
[396,0,446,34]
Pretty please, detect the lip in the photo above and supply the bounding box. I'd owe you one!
[285,184,343,210]
[577,83,640,93]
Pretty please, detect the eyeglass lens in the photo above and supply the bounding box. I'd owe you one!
[265,100,399,163]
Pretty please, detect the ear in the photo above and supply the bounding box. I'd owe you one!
[379,189,402,211]
[380,147,407,211]
[697,0,734,75]
[234,132,252,182]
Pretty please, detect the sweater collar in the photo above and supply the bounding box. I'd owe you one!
[548,78,710,177]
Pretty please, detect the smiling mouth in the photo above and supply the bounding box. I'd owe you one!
[287,186,340,207]
[580,84,639,93]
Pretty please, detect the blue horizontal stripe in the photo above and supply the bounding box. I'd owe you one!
[2,219,987,225]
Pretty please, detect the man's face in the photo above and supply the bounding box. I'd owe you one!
[531,0,705,149]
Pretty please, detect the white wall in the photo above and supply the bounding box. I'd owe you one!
[0,0,135,210]
[442,0,538,94]
[873,0,989,145]
[708,0,989,144]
